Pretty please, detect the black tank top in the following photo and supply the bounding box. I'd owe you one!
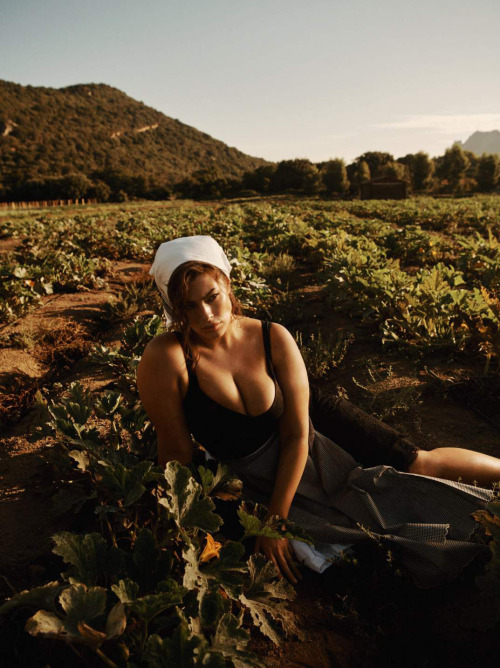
[180,321,284,461]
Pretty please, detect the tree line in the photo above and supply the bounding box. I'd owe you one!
[1,144,499,203]
[172,145,500,200]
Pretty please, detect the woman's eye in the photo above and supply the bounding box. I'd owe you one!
[207,293,218,303]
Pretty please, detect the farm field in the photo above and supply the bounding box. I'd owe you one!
[0,196,500,667]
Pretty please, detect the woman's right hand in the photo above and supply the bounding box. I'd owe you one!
[253,535,302,584]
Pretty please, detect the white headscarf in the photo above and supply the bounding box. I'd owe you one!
[149,235,232,325]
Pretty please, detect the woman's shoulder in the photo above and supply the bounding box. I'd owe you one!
[238,318,295,359]
[140,332,186,373]
[237,316,288,335]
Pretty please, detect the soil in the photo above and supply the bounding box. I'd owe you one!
[1,239,500,667]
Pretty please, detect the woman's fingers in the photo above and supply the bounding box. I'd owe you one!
[270,554,283,580]
[253,537,301,584]
[273,543,298,584]
[279,558,297,583]
[286,544,302,580]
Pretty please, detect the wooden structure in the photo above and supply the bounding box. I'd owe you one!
[360,176,407,200]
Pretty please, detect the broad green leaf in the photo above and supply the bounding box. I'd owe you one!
[129,580,186,624]
[0,582,65,616]
[238,508,313,545]
[182,543,207,594]
[52,531,123,585]
[95,391,123,419]
[25,610,64,638]
[26,584,108,650]
[159,461,222,533]
[197,463,241,499]
[68,450,90,472]
[239,554,299,645]
[210,613,260,668]
[199,590,226,630]
[95,459,154,506]
[105,602,127,639]
[59,584,107,630]
[112,578,140,603]
[144,619,224,667]
[202,541,248,596]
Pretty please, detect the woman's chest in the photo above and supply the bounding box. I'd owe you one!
[194,353,275,417]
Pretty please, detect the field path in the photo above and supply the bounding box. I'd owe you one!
[0,260,149,589]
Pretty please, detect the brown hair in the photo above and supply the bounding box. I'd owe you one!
[166,261,242,368]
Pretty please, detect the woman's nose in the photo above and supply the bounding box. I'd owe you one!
[200,302,213,320]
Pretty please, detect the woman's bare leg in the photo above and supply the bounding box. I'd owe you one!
[408,448,500,487]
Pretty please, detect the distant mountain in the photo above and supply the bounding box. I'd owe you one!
[0,80,268,198]
[458,130,500,156]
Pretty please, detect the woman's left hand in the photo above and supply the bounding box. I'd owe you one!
[253,536,302,584]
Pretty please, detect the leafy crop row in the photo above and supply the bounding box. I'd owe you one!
[1,362,310,665]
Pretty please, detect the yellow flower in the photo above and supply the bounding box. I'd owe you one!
[199,533,222,563]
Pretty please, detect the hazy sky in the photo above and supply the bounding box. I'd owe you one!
[1,0,499,163]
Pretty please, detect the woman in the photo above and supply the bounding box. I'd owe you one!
[138,235,498,588]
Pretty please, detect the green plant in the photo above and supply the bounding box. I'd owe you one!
[294,330,354,379]
[2,381,312,666]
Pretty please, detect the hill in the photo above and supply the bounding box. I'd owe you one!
[0,80,268,200]
[458,130,500,156]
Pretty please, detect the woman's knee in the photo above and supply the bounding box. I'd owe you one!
[408,450,440,477]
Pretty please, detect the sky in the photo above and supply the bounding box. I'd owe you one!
[1,0,499,164]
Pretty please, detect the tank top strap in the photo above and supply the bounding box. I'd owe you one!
[261,320,276,380]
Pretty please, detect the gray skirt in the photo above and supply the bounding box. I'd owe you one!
[223,425,492,588]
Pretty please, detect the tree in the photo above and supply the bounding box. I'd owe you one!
[356,160,371,184]
[355,151,394,177]
[476,154,500,192]
[440,144,469,192]
[377,161,410,181]
[412,152,434,192]
[271,159,320,194]
[321,159,349,196]
[242,165,276,194]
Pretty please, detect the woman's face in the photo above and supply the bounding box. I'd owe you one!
[184,272,233,340]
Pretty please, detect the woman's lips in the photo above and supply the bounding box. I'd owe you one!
[203,322,220,331]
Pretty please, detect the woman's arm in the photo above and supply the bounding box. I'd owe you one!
[254,323,310,583]
[137,334,194,467]
[267,323,310,519]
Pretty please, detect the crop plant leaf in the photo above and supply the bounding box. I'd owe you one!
[68,449,90,472]
[144,619,225,667]
[197,463,241,499]
[59,584,107,629]
[238,507,313,544]
[128,579,186,624]
[112,578,140,603]
[52,531,123,585]
[105,602,127,639]
[159,461,222,532]
[202,541,248,596]
[0,582,66,616]
[199,589,226,630]
[26,584,109,649]
[239,554,299,645]
[210,613,260,667]
[95,459,154,506]
[94,391,123,419]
